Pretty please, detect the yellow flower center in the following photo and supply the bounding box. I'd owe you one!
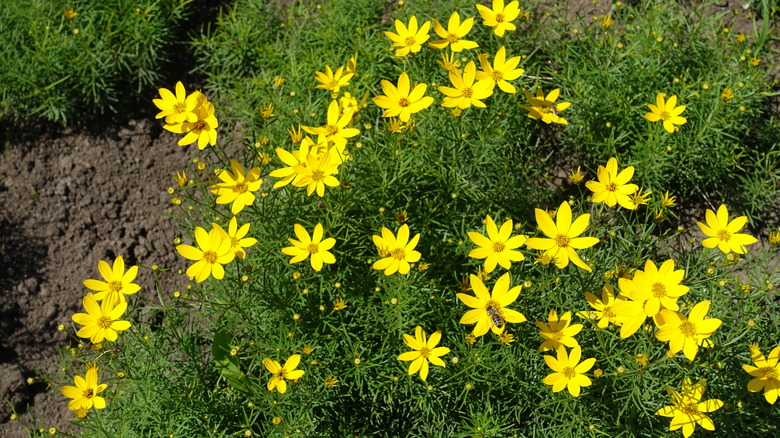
[311,170,325,182]
[491,70,504,81]
[404,37,416,47]
[97,316,112,329]
[173,102,187,114]
[83,388,94,399]
[716,229,731,242]
[419,346,431,358]
[603,307,616,318]
[552,332,564,341]
[193,120,207,130]
[554,234,570,248]
[204,250,218,264]
[492,241,506,253]
[109,281,123,293]
[562,366,576,379]
[234,182,248,194]
[307,243,319,254]
[275,370,287,380]
[495,13,505,23]
[606,182,617,192]
[659,111,671,121]
[398,98,411,107]
[681,402,699,416]
[463,88,474,98]
[391,247,406,260]
[763,367,779,380]
[446,33,459,44]
[679,320,697,338]
[328,80,339,89]
[652,282,666,298]
[231,237,239,247]
[325,124,339,136]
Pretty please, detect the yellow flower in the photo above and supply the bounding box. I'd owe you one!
[295,150,341,197]
[281,223,336,271]
[520,87,570,125]
[153,81,201,125]
[437,52,461,74]
[210,160,263,214]
[173,170,188,187]
[655,301,722,361]
[263,355,305,394]
[63,8,78,20]
[645,92,687,133]
[721,87,734,100]
[303,100,360,150]
[397,326,451,381]
[736,33,746,43]
[749,57,761,66]
[475,0,521,37]
[696,204,758,254]
[372,72,434,122]
[272,75,285,88]
[743,343,780,404]
[568,166,584,183]
[467,215,527,273]
[769,230,780,247]
[629,188,652,208]
[82,256,140,304]
[585,157,639,209]
[385,117,406,133]
[333,298,346,310]
[656,379,723,438]
[324,376,339,387]
[600,15,614,29]
[176,226,236,282]
[314,65,353,93]
[577,283,621,329]
[457,273,526,337]
[475,46,524,94]
[72,295,131,343]
[372,224,421,275]
[498,332,515,345]
[212,216,257,259]
[429,12,479,52]
[525,201,600,272]
[660,190,677,208]
[438,61,494,109]
[635,353,649,366]
[617,259,689,336]
[346,53,358,76]
[164,96,218,149]
[542,345,596,397]
[287,125,304,144]
[385,16,431,57]
[537,309,583,352]
[260,103,275,119]
[61,366,107,411]
[268,137,325,188]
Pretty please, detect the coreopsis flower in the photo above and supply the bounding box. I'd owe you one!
[655,301,722,361]
[438,61,494,109]
[176,226,236,282]
[269,137,324,188]
[281,223,336,271]
[372,224,421,275]
[153,81,201,124]
[656,379,723,438]
[260,103,275,119]
[83,256,140,305]
[288,125,304,144]
[660,190,677,208]
[210,160,262,214]
[645,92,687,133]
[72,295,131,343]
[475,0,521,37]
[212,216,257,259]
[770,230,780,247]
[475,46,524,94]
[568,166,584,184]
[525,201,600,272]
[314,65,353,93]
[397,326,451,381]
[742,343,780,404]
[429,12,479,52]
[600,15,614,29]
[295,151,340,197]
[720,87,734,101]
[537,309,583,352]
[629,188,652,209]
[61,366,107,411]
[385,16,431,57]
[585,157,639,209]
[303,100,360,149]
[457,272,526,337]
[577,283,621,329]
[173,170,188,187]
[264,355,305,394]
[333,297,346,310]
[63,8,78,20]
[437,52,461,74]
[165,97,218,149]
[467,215,527,273]
[696,204,758,254]
[346,53,358,75]
[372,72,434,122]
[542,345,596,397]
[520,87,570,124]
[749,57,761,66]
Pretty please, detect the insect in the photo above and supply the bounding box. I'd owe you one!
[486,305,504,329]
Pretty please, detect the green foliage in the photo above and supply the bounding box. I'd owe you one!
[40,0,780,437]
[0,0,192,125]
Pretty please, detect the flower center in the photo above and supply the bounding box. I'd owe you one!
[606,182,617,192]
[83,388,94,399]
[463,88,473,98]
[398,98,411,107]
[419,347,431,358]
[562,366,576,379]
[391,247,406,260]
[97,316,112,329]
[234,182,248,194]
[193,120,207,130]
[495,13,505,23]
[446,33,459,44]
[307,243,319,254]
[326,124,339,136]
[603,307,616,318]
[173,102,187,114]
[311,170,325,181]
[275,370,287,380]
[109,281,123,293]
[763,367,779,380]
[204,250,218,264]
[404,37,416,47]
[492,241,506,253]
[681,402,699,416]
[659,111,671,121]
[679,320,697,338]
[554,234,570,248]
[231,237,239,247]
[552,332,564,341]
[491,70,504,81]
[328,80,339,89]
[716,229,731,242]
[652,282,666,298]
